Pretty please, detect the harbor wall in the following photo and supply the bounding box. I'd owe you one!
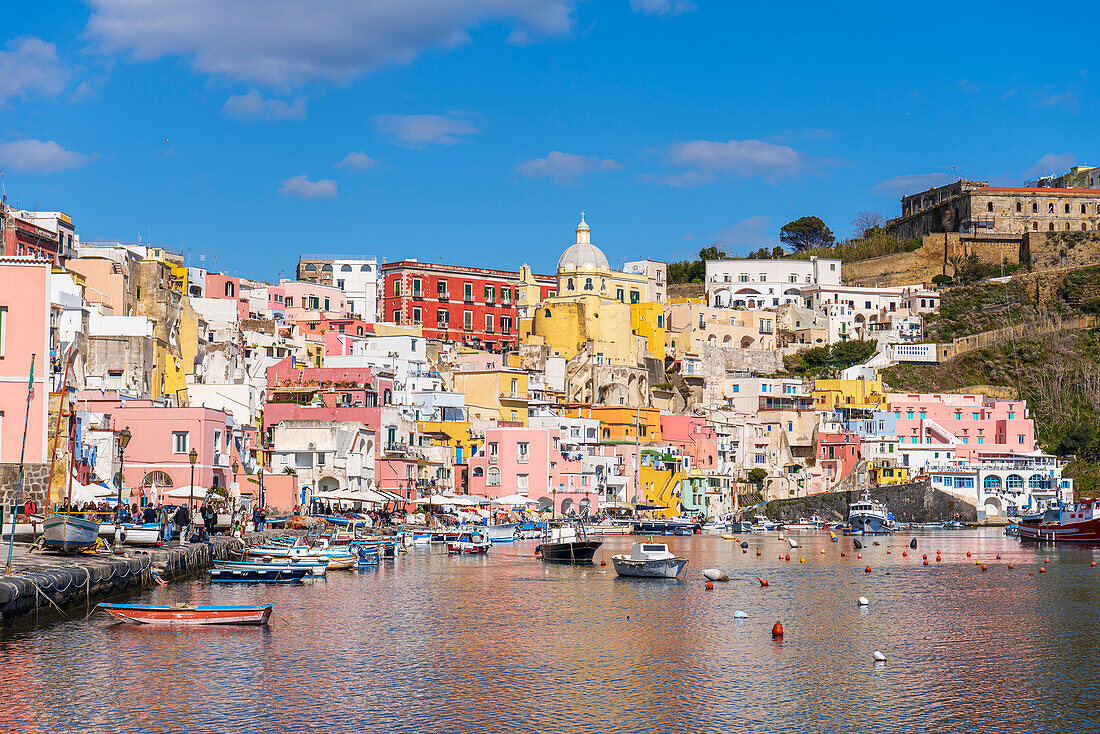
[0,535,252,626]
[761,482,978,524]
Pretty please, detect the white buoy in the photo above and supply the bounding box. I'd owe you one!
[788,538,799,548]
[701,568,729,582]
[873,650,887,661]
[858,596,869,606]
[734,610,749,619]
[778,533,785,541]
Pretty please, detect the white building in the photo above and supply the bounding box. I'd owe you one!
[269,420,376,496]
[331,259,380,322]
[706,257,841,310]
[622,259,668,303]
[330,334,441,397]
[724,377,811,414]
[925,452,1072,521]
[801,284,938,342]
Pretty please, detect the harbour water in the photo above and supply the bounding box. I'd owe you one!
[3,528,1100,733]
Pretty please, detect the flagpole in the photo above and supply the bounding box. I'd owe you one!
[5,354,36,575]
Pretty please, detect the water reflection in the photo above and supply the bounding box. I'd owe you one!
[1,529,1099,733]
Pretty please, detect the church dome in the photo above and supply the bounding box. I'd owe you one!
[557,212,608,271]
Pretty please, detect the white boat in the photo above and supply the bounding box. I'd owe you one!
[612,541,688,579]
[750,514,777,532]
[480,522,521,542]
[784,515,826,531]
[42,514,101,552]
[848,492,893,534]
[0,515,45,540]
[121,523,162,546]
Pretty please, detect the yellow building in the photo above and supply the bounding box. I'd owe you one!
[812,377,886,411]
[639,450,686,518]
[561,405,661,442]
[555,213,648,303]
[418,420,479,459]
[870,462,909,486]
[453,369,530,424]
[630,302,666,361]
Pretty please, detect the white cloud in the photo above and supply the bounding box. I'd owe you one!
[0,37,69,105]
[957,79,979,94]
[515,151,622,184]
[335,151,378,171]
[872,173,949,195]
[0,139,95,173]
[715,216,773,249]
[1035,88,1077,111]
[374,114,479,148]
[223,90,306,120]
[647,138,806,187]
[1023,153,1076,181]
[86,0,577,87]
[279,174,337,200]
[630,0,695,16]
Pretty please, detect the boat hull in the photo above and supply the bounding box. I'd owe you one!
[447,542,490,554]
[1017,518,1100,543]
[481,523,521,542]
[215,560,328,577]
[612,556,688,579]
[121,524,162,546]
[42,515,101,552]
[538,540,602,564]
[102,603,272,625]
[848,514,891,534]
[208,567,308,583]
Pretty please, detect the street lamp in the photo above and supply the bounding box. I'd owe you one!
[231,459,239,523]
[113,427,131,551]
[258,466,265,510]
[188,447,198,518]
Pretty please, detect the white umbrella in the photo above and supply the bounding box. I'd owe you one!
[313,489,388,504]
[491,493,539,506]
[413,494,461,506]
[166,485,207,499]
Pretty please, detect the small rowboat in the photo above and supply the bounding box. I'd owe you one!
[208,567,309,583]
[101,603,272,625]
[215,559,328,577]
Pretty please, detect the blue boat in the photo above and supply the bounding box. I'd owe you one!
[208,567,308,583]
[214,559,328,577]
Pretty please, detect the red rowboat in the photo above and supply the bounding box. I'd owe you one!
[1017,498,1100,543]
[100,603,272,625]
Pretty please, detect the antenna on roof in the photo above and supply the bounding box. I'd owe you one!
[945,164,964,181]
[0,169,5,204]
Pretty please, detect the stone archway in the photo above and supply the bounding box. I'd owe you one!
[983,496,1002,517]
[318,476,340,493]
[560,497,575,515]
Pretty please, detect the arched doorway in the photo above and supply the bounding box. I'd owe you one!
[318,477,339,493]
[537,496,553,512]
[560,497,575,516]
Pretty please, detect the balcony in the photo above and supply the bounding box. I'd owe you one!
[499,391,529,400]
[438,291,450,301]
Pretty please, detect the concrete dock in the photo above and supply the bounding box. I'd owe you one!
[0,536,247,626]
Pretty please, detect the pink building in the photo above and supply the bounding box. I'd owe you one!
[77,400,236,503]
[818,431,862,486]
[887,393,1035,463]
[204,273,249,321]
[467,426,601,515]
[281,280,349,324]
[0,259,51,467]
[660,415,719,473]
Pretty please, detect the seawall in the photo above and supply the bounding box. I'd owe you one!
[762,482,978,524]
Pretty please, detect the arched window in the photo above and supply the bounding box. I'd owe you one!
[141,471,173,487]
[305,264,317,272]
[361,264,372,272]
[356,326,364,335]
[984,475,1001,490]
[488,467,500,486]
[224,281,235,297]
[1006,474,1023,489]
[1028,474,1046,489]
[584,278,594,291]
[567,278,575,291]
[321,264,333,272]
[341,264,352,272]
[544,309,552,317]
[472,466,484,477]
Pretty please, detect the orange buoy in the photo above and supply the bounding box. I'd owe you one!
[857,553,862,559]
[1044,558,1050,564]
[785,554,790,561]
[966,551,971,557]
[886,550,891,555]
[799,557,805,564]
[865,566,871,573]
[756,549,761,556]
[981,564,987,572]
[922,554,927,559]
[1008,563,1014,569]
[743,549,748,554]
[923,559,929,565]
[771,621,783,637]
[758,577,769,587]
[902,551,907,557]
[705,581,714,590]
[600,560,606,566]
[1039,567,1046,573]
[1092,562,1097,568]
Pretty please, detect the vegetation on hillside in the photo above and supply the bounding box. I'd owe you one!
[780,216,835,252]
[784,339,877,376]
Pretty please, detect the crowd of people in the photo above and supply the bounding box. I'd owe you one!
[51,500,272,544]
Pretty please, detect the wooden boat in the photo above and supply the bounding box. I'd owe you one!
[208,566,309,583]
[215,559,328,577]
[536,523,602,564]
[1018,498,1100,543]
[447,530,491,555]
[481,522,521,542]
[121,523,162,546]
[42,514,101,552]
[612,541,688,579]
[101,603,272,625]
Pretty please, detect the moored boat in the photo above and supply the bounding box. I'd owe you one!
[612,541,688,579]
[536,523,602,564]
[848,492,893,534]
[121,523,162,546]
[481,522,521,543]
[208,566,309,583]
[447,530,491,554]
[42,514,101,552]
[101,603,272,625]
[215,559,328,577]
[1017,498,1100,543]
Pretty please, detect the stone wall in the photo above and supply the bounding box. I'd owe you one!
[0,463,51,510]
[761,482,977,524]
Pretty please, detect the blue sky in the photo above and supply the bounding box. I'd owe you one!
[3,1,1096,279]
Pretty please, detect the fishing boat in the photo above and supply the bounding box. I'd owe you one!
[1017,498,1100,543]
[632,518,701,535]
[516,521,546,539]
[480,522,521,543]
[447,530,491,555]
[848,492,893,534]
[750,514,777,532]
[535,522,602,564]
[101,603,272,625]
[121,523,162,546]
[611,541,688,579]
[0,515,45,540]
[42,514,101,552]
[784,515,826,531]
[215,559,328,577]
[588,519,633,536]
[208,566,309,583]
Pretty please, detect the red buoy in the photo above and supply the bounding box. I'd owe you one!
[966,551,971,557]
[840,552,846,556]
[865,566,872,573]
[600,560,606,566]
[1039,567,1046,573]
[886,550,891,555]
[857,553,862,559]
[742,549,748,554]
[1044,558,1050,564]
[785,554,790,561]
[922,554,927,559]
[995,554,1001,560]
[1008,563,1014,569]
[705,581,714,590]
[923,559,929,565]
[772,621,783,637]
[758,577,769,587]
[981,564,987,572]
[902,551,907,557]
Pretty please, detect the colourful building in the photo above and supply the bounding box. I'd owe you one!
[0,259,51,469]
[813,377,887,411]
[630,302,666,361]
[886,392,1036,466]
[639,449,686,518]
[818,431,862,487]
[561,405,661,443]
[452,368,529,424]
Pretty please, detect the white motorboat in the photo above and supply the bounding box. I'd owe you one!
[480,522,521,543]
[784,515,827,531]
[848,492,893,534]
[611,541,688,579]
[121,523,162,546]
[750,514,777,532]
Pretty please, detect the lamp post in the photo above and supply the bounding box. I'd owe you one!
[258,467,265,511]
[188,447,198,515]
[231,459,239,518]
[113,427,131,551]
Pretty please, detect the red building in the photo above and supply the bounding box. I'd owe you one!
[2,209,60,263]
[380,261,555,351]
[819,431,862,487]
